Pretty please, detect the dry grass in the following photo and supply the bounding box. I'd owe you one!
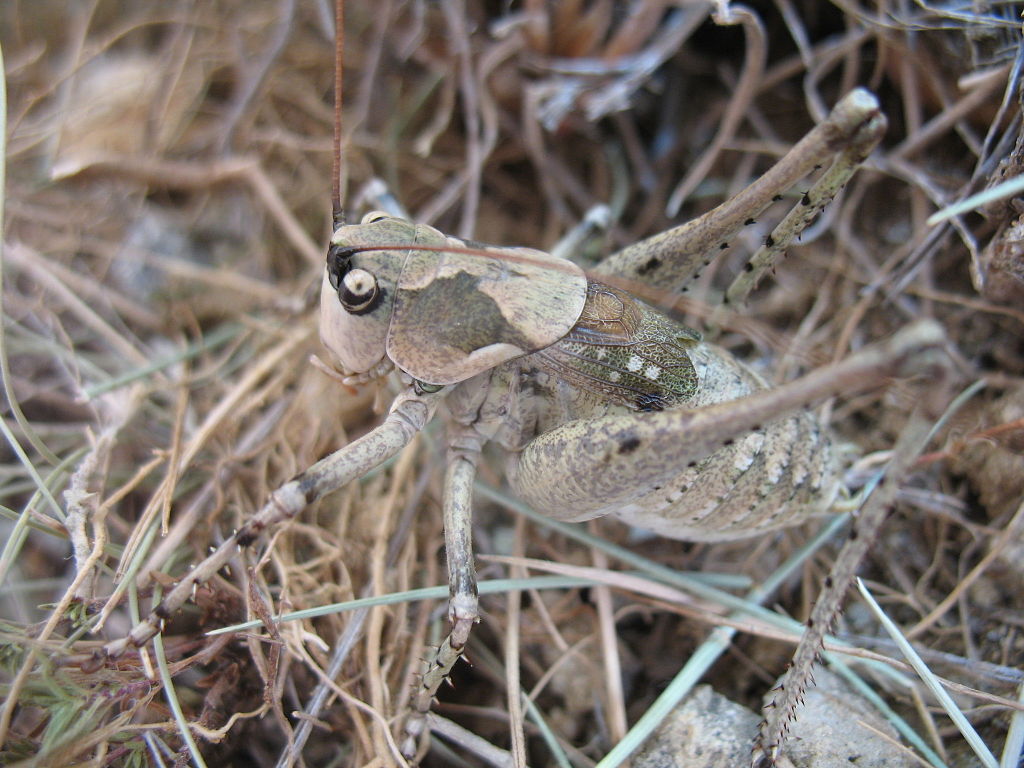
[1,1,1022,766]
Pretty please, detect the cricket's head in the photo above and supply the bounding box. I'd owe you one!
[319,211,410,378]
[321,210,589,387]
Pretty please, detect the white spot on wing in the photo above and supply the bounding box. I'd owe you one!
[644,364,661,380]
[627,355,643,372]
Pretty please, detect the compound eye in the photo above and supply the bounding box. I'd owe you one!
[338,268,380,314]
[326,244,347,292]
[361,210,391,224]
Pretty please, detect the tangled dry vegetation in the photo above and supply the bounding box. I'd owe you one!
[1,1,1023,766]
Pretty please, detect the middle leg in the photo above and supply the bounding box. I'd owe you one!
[402,424,483,759]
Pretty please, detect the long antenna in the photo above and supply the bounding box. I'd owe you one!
[332,0,345,228]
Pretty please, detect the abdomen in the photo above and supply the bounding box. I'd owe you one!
[508,341,841,542]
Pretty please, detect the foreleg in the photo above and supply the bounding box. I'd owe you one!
[91,387,444,666]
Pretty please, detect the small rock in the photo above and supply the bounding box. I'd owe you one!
[777,667,912,767]
[634,667,913,767]
[633,685,758,768]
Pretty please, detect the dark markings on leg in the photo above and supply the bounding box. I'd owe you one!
[638,256,662,276]
[618,435,642,455]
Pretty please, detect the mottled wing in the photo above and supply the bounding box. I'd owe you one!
[388,226,588,385]
[533,282,700,411]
